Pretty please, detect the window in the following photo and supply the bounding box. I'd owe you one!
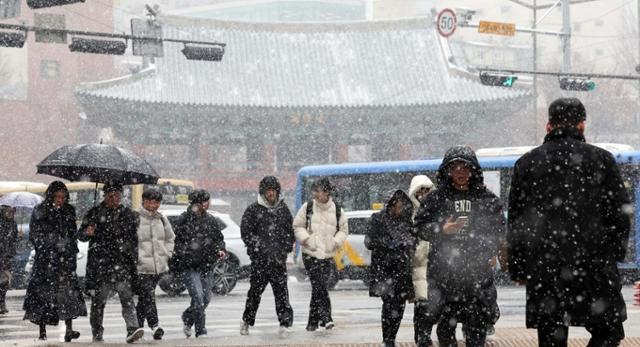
[40,60,59,79]
[348,217,370,235]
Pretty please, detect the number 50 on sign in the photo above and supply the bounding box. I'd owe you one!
[436,8,457,38]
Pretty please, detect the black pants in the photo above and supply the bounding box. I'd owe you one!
[242,258,293,327]
[419,280,494,347]
[90,281,139,336]
[414,300,434,347]
[135,274,160,329]
[302,254,333,327]
[381,295,406,345]
[537,320,625,347]
[0,279,8,307]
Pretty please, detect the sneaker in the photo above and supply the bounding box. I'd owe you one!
[486,325,496,341]
[183,324,192,338]
[152,326,164,340]
[240,321,249,336]
[92,329,104,342]
[278,326,292,338]
[126,327,144,343]
[324,321,335,330]
[196,331,208,338]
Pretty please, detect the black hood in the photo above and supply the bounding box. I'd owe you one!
[436,145,485,190]
[259,176,281,198]
[384,189,413,221]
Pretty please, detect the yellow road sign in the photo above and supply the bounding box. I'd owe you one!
[478,20,516,36]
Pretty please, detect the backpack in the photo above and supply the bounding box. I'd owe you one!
[305,200,341,235]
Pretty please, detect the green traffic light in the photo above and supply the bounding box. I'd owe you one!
[502,76,517,87]
[587,81,596,91]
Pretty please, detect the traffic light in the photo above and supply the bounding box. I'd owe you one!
[0,31,26,48]
[559,77,596,91]
[479,72,517,87]
[27,0,85,9]
[69,37,127,55]
[182,44,225,61]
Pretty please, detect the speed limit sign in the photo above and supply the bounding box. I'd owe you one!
[436,8,457,38]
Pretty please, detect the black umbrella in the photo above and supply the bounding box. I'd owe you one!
[36,143,159,185]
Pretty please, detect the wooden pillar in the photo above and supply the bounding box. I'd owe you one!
[398,143,412,160]
[262,143,275,172]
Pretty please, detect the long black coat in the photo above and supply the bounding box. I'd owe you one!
[79,203,140,290]
[0,214,18,275]
[507,128,631,328]
[240,197,294,264]
[365,190,416,300]
[414,146,505,295]
[169,208,226,273]
[23,203,87,325]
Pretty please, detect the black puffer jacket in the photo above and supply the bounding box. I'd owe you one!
[508,128,630,328]
[0,210,18,274]
[365,190,416,300]
[241,177,294,263]
[414,146,505,292]
[170,208,226,273]
[79,203,140,289]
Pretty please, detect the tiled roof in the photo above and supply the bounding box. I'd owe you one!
[77,16,529,107]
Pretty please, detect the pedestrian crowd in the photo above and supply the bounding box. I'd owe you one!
[0,98,632,347]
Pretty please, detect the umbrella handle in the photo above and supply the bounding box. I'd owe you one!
[94,182,98,206]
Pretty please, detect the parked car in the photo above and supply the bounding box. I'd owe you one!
[156,205,250,296]
[292,210,374,290]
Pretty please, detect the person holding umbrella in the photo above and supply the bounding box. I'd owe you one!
[23,181,87,341]
[0,204,18,315]
[79,182,144,343]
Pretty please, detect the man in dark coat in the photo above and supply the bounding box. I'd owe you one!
[366,189,416,347]
[170,189,226,338]
[239,176,295,338]
[414,145,505,347]
[507,98,630,347]
[0,205,18,314]
[79,182,143,343]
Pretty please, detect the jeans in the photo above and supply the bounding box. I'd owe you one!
[242,258,293,327]
[135,274,160,328]
[182,270,215,336]
[90,281,139,336]
[302,254,333,327]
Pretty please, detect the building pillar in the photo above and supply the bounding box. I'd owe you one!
[198,144,211,183]
[398,143,412,160]
[262,143,275,172]
[335,143,349,163]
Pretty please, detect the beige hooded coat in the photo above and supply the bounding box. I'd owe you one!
[409,175,434,300]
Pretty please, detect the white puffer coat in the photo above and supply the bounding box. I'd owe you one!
[136,208,175,275]
[293,197,348,260]
[409,175,434,300]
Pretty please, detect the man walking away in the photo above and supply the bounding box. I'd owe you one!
[507,98,631,347]
[0,205,18,315]
[239,176,295,338]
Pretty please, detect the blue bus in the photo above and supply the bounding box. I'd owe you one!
[294,147,640,275]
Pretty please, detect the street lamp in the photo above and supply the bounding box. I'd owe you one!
[181,44,224,61]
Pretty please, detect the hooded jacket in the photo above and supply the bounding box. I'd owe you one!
[414,146,505,292]
[408,175,433,301]
[169,207,226,273]
[240,176,295,263]
[293,197,348,259]
[136,208,175,275]
[508,127,630,327]
[365,190,416,299]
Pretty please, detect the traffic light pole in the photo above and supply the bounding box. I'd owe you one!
[478,68,640,80]
[0,22,226,47]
